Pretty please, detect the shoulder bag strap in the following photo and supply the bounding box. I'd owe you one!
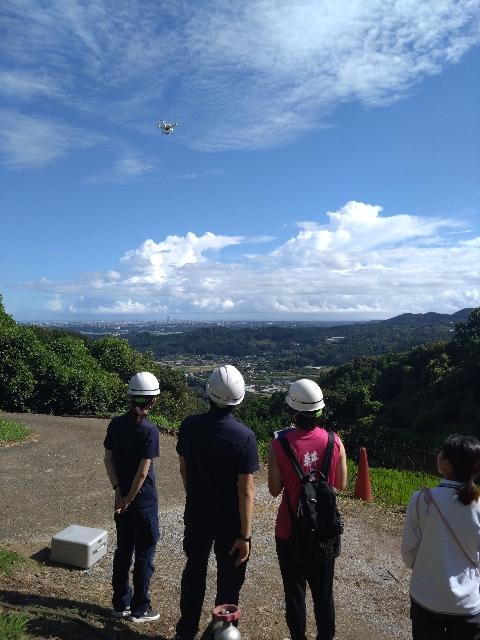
[418,487,479,567]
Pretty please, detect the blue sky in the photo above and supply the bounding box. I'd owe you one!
[1,0,479,321]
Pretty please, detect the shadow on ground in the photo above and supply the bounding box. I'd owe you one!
[0,589,169,640]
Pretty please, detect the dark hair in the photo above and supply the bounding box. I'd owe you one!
[441,434,480,505]
[125,395,156,428]
[289,407,322,432]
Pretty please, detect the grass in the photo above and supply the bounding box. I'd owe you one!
[0,416,32,444]
[345,459,438,507]
[0,547,23,575]
[0,612,30,640]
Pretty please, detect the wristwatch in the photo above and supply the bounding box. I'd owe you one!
[237,534,252,543]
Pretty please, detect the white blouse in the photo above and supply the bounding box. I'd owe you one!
[401,479,480,615]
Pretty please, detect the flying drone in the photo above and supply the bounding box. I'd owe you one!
[158,120,180,135]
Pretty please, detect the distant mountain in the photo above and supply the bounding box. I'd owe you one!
[380,308,473,327]
[123,307,477,367]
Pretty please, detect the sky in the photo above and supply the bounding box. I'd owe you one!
[1,0,479,321]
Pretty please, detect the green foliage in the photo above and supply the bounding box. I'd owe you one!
[125,309,473,367]
[0,547,22,574]
[0,325,125,415]
[147,413,180,430]
[0,612,30,640]
[236,392,291,443]
[0,305,202,422]
[257,440,270,462]
[318,308,480,449]
[0,295,16,329]
[0,416,32,443]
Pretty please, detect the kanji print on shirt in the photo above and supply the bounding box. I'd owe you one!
[303,450,319,469]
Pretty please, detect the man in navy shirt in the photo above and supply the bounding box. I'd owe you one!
[104,372,161,623]
[172,365,259,640]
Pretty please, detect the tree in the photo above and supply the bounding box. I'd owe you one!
[0,294,16,329]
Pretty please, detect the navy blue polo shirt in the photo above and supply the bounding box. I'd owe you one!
[177,408,259,527]
[104,415,160,507]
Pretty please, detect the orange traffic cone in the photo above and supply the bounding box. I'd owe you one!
[354,447,373,501]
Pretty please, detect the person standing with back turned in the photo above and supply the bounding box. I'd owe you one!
[401,433,480,639]
[104,371,161,623]
[268,379,347,640]
[172,365,259,640]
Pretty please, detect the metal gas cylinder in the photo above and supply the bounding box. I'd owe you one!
[212,604,241,640]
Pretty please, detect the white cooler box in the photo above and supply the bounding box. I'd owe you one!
[50,525,108,569]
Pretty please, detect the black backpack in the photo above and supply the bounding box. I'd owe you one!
[279,431,344,567]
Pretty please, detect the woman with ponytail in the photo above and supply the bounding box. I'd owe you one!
[401,434,480,639]
[104,372,161,624]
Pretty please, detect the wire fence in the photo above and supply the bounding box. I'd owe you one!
[342,433,438,474]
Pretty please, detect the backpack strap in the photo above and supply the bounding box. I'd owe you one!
[321,432,335,482]
[278,435,305,523]
[279,435,306,483]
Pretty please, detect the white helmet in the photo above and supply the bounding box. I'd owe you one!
[206,365,245,406]
[286,379,325,415]
[127,372,160,396]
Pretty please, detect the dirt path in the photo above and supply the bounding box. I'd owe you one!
[0,413,412,639]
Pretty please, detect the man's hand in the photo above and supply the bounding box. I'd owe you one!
[228,538,250,567]
[114,487,125,513]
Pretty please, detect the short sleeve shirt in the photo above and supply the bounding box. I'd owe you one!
[177,409,259,528]
[272,426,341,539]
[104,415,160,507]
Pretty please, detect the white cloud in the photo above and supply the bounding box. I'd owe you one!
[45,295,63,311]
[1,1,478,152]
[0,109,101,167]
[0,71,63,100]
[21,202,480,317]
[84,155,156,184]
[0,109,155,177]
[119,232,246,283]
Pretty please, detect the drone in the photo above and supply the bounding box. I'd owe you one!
[158,120,180,135]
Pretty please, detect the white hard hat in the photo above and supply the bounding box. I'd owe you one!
[206,365,245,406]
[127,372,160,396]
[286,379,325,414]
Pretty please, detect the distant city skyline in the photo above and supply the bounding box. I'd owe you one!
[1,1,479,321]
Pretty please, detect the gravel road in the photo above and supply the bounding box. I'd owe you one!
[0,413,412,639]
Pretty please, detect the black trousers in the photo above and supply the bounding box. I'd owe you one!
[276,537,335,640]
[175,524,248,640]
[410,598,480,640]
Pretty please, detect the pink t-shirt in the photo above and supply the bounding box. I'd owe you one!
[272,426,341,540]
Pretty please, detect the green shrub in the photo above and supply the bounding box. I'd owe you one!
[257,440,270,461]
[147,414,180,430]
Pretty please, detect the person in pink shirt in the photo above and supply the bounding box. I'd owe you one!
[268,379,347,640]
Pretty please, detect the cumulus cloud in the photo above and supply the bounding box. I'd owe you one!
[1,1,479,154]
[21,202,480,317]
[44,295,63,311]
